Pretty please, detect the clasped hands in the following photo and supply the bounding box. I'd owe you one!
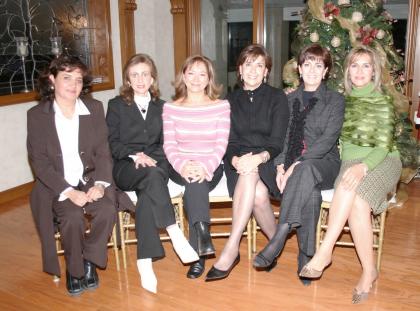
[181,160,206,183]
[232,152,263,175]
[66,184,105,207]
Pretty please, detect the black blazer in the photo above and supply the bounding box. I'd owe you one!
[106,95,166,162]
[275,83,345,165]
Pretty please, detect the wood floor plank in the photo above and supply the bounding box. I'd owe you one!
[1,180,420,310]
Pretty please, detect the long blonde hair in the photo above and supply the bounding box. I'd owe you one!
[173,55,221,101]
[343,46,382,95]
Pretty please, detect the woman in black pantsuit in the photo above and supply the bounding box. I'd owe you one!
[205,44,289,281]
[106,54,198,294]
[253,44,345,285]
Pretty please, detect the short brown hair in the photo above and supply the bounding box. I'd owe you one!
[343,46,382,95]
[173,55,221,101]
[120,53,160,104]
[236,44,272,85]
[297,44,332,80]
[37,55,91,102]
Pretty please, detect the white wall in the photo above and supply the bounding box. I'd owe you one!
[0,1,122,191]
[135,0,174,101]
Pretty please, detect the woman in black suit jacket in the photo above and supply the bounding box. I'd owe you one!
[106,54,198,294]
[253,44,345,285]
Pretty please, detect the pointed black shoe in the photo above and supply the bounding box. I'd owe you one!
[66,270,84,296]
[187,257,205,279]
[194,222,215,256]
[253,223,290,269]
[205,254,240,282]
[83,260,99,290]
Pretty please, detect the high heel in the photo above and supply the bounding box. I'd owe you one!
[351,273,378,304]
[298,261,332,279]
[194,222,215,256]
[253,223,290,269]
[205,254,240,282]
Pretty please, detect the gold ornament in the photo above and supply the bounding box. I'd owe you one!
[331,36,341,47]
[310,32,319,42]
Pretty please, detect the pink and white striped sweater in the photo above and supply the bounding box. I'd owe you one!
[163,100,230,180]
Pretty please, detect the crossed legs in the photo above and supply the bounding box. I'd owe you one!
[213,173,275,271]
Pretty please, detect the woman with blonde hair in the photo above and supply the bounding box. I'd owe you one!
[106,54,198,294]
[163,55,230,279]
[299,46,402,304]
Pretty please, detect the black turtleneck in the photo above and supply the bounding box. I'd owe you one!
[224,83,289,164]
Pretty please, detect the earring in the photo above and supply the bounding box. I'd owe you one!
[263,76,267,83]
[50,85,55,91]
[240,75,244,82]
[300,73,302,79]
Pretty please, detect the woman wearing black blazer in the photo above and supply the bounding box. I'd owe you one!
[253,44,345,285]
[106,54,198,294]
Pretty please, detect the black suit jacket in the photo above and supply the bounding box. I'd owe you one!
[106,95,166,162]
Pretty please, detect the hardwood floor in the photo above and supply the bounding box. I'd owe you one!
[1,180,420,310]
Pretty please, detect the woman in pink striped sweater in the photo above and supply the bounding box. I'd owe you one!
[163,55,230,279]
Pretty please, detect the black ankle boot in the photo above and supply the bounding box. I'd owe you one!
[297,250,312,286]
[253,223,290,269]
[66,270,85,296]
[194,222,215,256]
[187,257,205,279]
[83,259,99,290]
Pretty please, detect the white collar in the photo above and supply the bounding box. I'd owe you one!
[134,92,151,107]
[53,98,90,118]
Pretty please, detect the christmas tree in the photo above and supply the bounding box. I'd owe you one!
[283,0,419,182]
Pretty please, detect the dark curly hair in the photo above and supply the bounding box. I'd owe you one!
[37,55,92,101]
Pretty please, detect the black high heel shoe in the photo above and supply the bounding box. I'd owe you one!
[205,254,240,282]
[253,223,290,269]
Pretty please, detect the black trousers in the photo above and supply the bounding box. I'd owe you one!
[279,158,340,257]
[53,185,116,278]
[113,158,175,259]
[170,165,223,251]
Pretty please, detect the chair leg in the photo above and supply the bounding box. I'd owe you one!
[316,203,328,250]
[376,210,387,272]
[252,217,257,253]
[246,219,252,259]
[118,211,127,269]
[111,224,120,271]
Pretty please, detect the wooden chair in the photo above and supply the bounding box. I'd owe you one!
[54,221,121,274]
[316,189,396,271]
[118,180,185,269]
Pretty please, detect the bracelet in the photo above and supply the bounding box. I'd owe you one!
[261,151,269,163]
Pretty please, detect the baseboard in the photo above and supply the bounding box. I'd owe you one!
[0,182,34,205]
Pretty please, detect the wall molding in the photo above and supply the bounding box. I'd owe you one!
[0,182,33,205]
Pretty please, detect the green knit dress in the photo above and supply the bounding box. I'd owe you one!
[334,83,402,214]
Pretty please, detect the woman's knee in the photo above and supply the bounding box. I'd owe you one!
[254,183,270,208]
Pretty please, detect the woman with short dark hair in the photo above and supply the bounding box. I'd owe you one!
[253,44,345,286]
[205,44,289,281]
[28,55,116,296]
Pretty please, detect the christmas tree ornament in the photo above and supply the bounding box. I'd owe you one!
[310,32,319,42]
[352,11,363,23]
[376,29,385,39]
[331,36,341,47]
[338,0,351,7]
